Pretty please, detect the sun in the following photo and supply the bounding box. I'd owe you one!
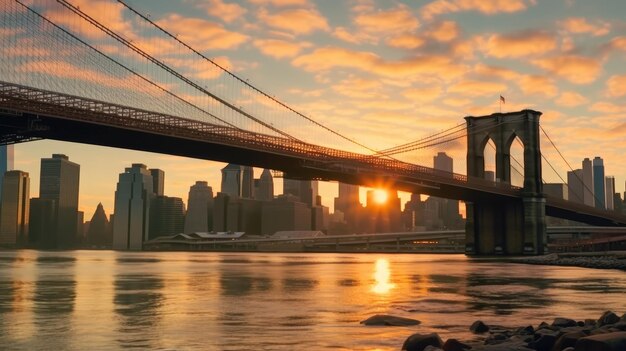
[373,189,388,205]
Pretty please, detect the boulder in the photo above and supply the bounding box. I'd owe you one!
[402,333,444,351]
[515,325,534,335]
[423,346,444,351]
[470,320,490,334]
[553,318,578,328]
[597,311,621,327]
[360,314,420,326]
[442,338,471,351]
[552,331,587,351]
[527,334,557,351]
[574,332,626,351]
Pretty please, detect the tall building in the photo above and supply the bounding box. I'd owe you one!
[261,196,311,235]
[221,163,243,198]
[28,198,56,248]
[242,166,254,199]
[254,169,274,201]
[0,145,14,196]
[39,154,80,248]
[0,170,29,246]
[434,152,453,174]
[149,196,185,239]
[86,203,111,248]
[605,176,615,210]
[334,182,361,234]
[567,169,584,204]
[184,181,214,233]
[432,152,460,229]
[593,157,605,209]
[150,169,165,196]
[283,179,318,207]
[112,164,154,250]
[582,158,594,206]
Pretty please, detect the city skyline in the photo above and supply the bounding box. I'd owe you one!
[8,0,626,219]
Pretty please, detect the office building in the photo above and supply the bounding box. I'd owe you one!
[582,158,594,206]
[261,195,311,235]
[226,198,262,235]
[484,170,495,182]
[567,169,584,204]
[221,163,243,198]
[283,179,318,206]
[0,145,14,196]
[431,152,460,229]
[150,169,165,196]
[39,154,80,248]
[112,163,154,250]
[254,169,274,201]
[149,196,185,239]
[593,157,605,209]
[606,176,615,210]
[334,182,361,234]
[544,183,568,200]
[213,192,230,231]
[434,152,453,174]
[184,181,214,233]
[86,203,111,248]
[0,171,29,246]
[28,198,56,248]
[242,166,254,199]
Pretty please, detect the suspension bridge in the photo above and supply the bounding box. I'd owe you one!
[0,0,624,255]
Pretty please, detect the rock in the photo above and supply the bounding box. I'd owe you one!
[552,318,578,328]
[597,311,621,327]
[402,333,444,351]
[423,346,443,351]
[621,313,626,322]
[442,338,471,351]
[527,334,556,351]
[470,320,490,334]
[562,348,574,351]
[515,325,534,335]
[539,322,550,329]
[574,331,626,351]
[552,331,587,351]
[611,322,626,331]
[360,314,420,326]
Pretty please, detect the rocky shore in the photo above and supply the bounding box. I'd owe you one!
[395,311,626,351]
[511,252,626,271]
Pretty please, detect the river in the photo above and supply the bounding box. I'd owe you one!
[0,250,624,350]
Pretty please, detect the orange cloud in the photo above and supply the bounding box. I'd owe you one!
[332,27,376,45]
[249,0,310,6]
[555,91,589,107]
[402,86,443,103]
[559,17,610,36]
[590,102,626,114]
[331,77,383,99]
[519,75,558,97]
[427,21,459,42]
[44,0,131,40]
[532,55,601,84]
[482,30,556,58]
[254,39,311,58]
[201,0,247,23]
[608,36,626,51]
[292,47,466,80]
[447,80,507,97]
[157,14,247,50]
[606,75,626,97]
[421,0,532,20]
[473,64,520,80]
[386,34,425,49]
[257,8,329,35]
[353,4,420,35]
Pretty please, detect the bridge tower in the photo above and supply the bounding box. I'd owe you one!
[465,110,546,255]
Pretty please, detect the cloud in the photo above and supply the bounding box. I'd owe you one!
[421,0,532,20]
[353,4,419,36]
[555,91,589,107]
[44,0,132,39]
[402,86,443,103]
[559,17,610,36]
[447,80,508,97]
[201,0,247,23]
[606,75,626,97]
[292,47,466,79]
[481,30,556,58]
[331,76,383,99]
[590,102,626,114]
[257,7,329,35]
[531,55,602,84]
[157,14,248,50]
[608,36,626,52]
[332,27,376,45]
[519,75,558,97]
[473,64,520,80]
[386,34,425,49]
[253,39,311,58]
[427,21,459,42]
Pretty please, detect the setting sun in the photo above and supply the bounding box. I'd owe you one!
[373,189,388,204]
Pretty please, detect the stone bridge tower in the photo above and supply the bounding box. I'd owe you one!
[465,110,546,255]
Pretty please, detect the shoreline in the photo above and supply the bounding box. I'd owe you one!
[510,251,626,271]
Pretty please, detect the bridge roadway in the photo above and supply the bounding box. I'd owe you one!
[1,81,626,227]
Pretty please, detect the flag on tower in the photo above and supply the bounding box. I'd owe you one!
[500,95,506,104]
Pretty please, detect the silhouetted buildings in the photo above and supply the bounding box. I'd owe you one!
[333,182,362,234]
[221,163,244,198]
[85,203,111,248]
[262,195,311,235]
[567,169,584,204]
[0,170,29,247]
[150,169,165,196]
[113,163,154,250]
[605,176,615,210]
[254,169,274,201]
[38,154,80,248]
[593,157,605,209]
[0,145,14,196]
[184,181,214,233]
[149,195,185,240]
[582,158,594,206]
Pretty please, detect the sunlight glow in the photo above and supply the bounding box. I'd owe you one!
[372,189,388,205]
[372,259,395,294]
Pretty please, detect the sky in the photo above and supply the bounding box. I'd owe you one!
[3,0,626,219]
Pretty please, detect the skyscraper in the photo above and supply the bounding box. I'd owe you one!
[242,166,254,199]
[221,163,243,198]
[283,179,318,206]
[184,181,214,233]
[254,169,274,201]
[582,158,594,206]
[150,169,165,196]
[605,176,615,210]
[149,196,185,239]
[86,203,111,248]
[593,157,605,209]
[39,154,80,248]
[334,182,361,233]
[432,152,460,229]
[0,170,29,247]
[112,164,154,250]
[434,152,453,174]
[0,145,14,196]
[567,169,584,204]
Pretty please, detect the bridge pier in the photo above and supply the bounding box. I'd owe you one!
[465,110,546,255]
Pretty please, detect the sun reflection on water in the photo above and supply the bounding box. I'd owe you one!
[372,258,395,294]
